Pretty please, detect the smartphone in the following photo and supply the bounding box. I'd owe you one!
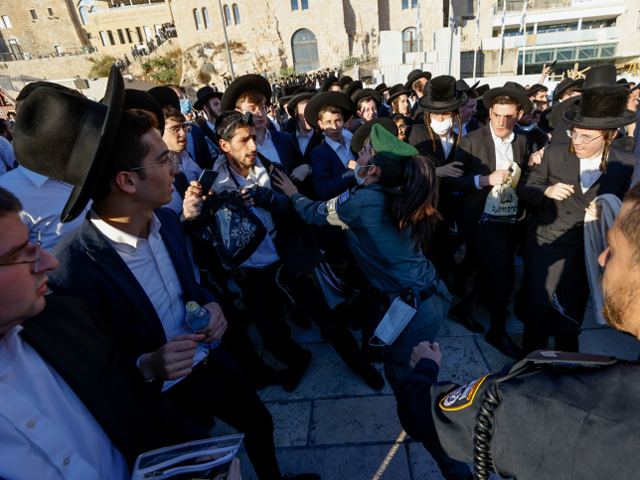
[197,169,218,196]
[549,60,557,70]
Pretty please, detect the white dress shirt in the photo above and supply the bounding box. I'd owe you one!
[257,129,282,165]
[0,166,91,251]
[0,326,129,480]
[296,129,313,156]
[323,131,355,168]
[579,154,603,193]
[90,211,208,391]
[475,124,515,190]
[439,133,454,159]
[452,122,468,137]
[267,115,281,132]
[206,120,217,133]
[0,136,15,173]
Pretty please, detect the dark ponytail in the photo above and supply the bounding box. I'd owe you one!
[372,154,442,252]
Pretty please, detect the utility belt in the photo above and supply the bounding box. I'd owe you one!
[381,278,439,311]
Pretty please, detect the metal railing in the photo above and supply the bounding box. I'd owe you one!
[0,46,98,62]
[494,0,572,13]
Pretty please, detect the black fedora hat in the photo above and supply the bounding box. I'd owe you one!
[455,79,480,93]
[351,117,398,154]
[287,92,316,117]
[474,97,489,118]
[475,84,490,98]
[375,83,390,94]
[322,75,341,92]
[339,76,353,89]
[387,83,411,103]
[221,74,272,111]
[147,86,180,110]
[352,88,382,110]
[14,65,124,223]
[194,86,222,111]
[563,86,636,129]
[577,65,626,91]
[419,75,468,113]
[123,88,165,134]
[528,83,548,97]
[304,92,354,130]
[344,80,363,100]
[278,95,292,110]
[406,69,432,88]
[483,81,534,114]
[550,96,580,130]
[553,77,584,102]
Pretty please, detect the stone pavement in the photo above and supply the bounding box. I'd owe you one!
[210,266,640,480]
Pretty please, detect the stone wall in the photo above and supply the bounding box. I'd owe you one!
[0,0,86,58]
[0,52,100,80]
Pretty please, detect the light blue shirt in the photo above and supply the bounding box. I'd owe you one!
[323,131,355,168]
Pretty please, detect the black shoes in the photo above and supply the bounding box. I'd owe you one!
[448,306,485,334]
[355,362,385,391]
[252,367,284,391]
[282,473,321,479]
[283,349,312,392]
[485,331,523,360]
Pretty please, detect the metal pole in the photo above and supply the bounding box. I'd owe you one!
[473,0,480,81]
[497,0,506,77]
[449,26,454,76]
[217,0,235,81]
[521,22,526,76]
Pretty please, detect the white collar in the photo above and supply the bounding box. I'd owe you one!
[323,132,348,152]
[90,210,161,251]
[490,123,515,144]
[296,129,313,139]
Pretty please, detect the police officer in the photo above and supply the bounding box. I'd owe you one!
[397,183,640,480]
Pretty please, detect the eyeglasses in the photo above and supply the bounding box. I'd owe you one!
[320,119,343,128]
[242,104,267,115]
[566,130,604,144]
[166,123,192,134]
[129,152,181,173]
[0,229,41,273]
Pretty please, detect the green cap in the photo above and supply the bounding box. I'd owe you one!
[370,123,419,159]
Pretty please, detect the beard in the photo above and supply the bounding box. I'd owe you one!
[600,276,633,330]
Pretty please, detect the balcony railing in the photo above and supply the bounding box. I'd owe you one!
[0,46,98,62]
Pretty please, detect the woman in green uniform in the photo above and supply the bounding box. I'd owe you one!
[273,124,450,395]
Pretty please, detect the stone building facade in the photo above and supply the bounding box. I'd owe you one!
[0,0,88,60]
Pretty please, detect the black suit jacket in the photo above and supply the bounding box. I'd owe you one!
[311,138,356,200]
[516,144,634,245]
[21,294,208,468]
[445,123,530,234]
[407,124,458,166]
[188,122,215,170]
[196,117,219,148]
[48,208,217,371]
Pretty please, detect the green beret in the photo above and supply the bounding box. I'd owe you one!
[370,123,419,159]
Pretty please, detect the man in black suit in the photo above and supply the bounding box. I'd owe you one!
[0,189,209,478]
[48,108,319,480]
[288,92,323,197]
[194,86,223,157]
[445,82,533,359]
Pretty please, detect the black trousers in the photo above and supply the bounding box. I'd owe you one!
[520,231,589,353]
[237,261,364,370]
[164,347,280,480]
[473,222,517,333]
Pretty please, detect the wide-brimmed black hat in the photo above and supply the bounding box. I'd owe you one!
[147,86,180,110]
[278,95,292,110]
[123,88,164,134]
[387,83,411,103]
[475,84,490,98]
[528,83,548,97]
[550,96,580,130]
[553,77,584,102]
[339,76,353,89]
[577,65,626,91]
[406,69,432,89]
[14,65,124,223]
[287,92,316,117]
[419,75,468,113]
[563,86,636,129]
[483,81,534,114]
[221,74,272,111]
[351,117,398,154]
[375,83,390,94]
[456,79,480,94]
[352,88,382,110]
[322,75,341,92]
[194,86,223,111]
[344,80,363,100]
[304,92,354,130]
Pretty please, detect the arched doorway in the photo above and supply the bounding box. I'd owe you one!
[291,29,319,74]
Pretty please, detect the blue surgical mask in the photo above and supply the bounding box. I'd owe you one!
[180,98,192,115]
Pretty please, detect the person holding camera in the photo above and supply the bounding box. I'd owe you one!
[183,110,384,392]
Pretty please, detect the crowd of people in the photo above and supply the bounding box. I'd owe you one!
[0,60,639,479]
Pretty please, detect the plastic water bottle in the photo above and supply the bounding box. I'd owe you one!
[185,301,220,349]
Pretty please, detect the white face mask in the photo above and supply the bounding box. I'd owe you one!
[431,117,453,135]
[355,164,372,186]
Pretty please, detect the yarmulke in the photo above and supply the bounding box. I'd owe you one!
[370,123,418,159]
